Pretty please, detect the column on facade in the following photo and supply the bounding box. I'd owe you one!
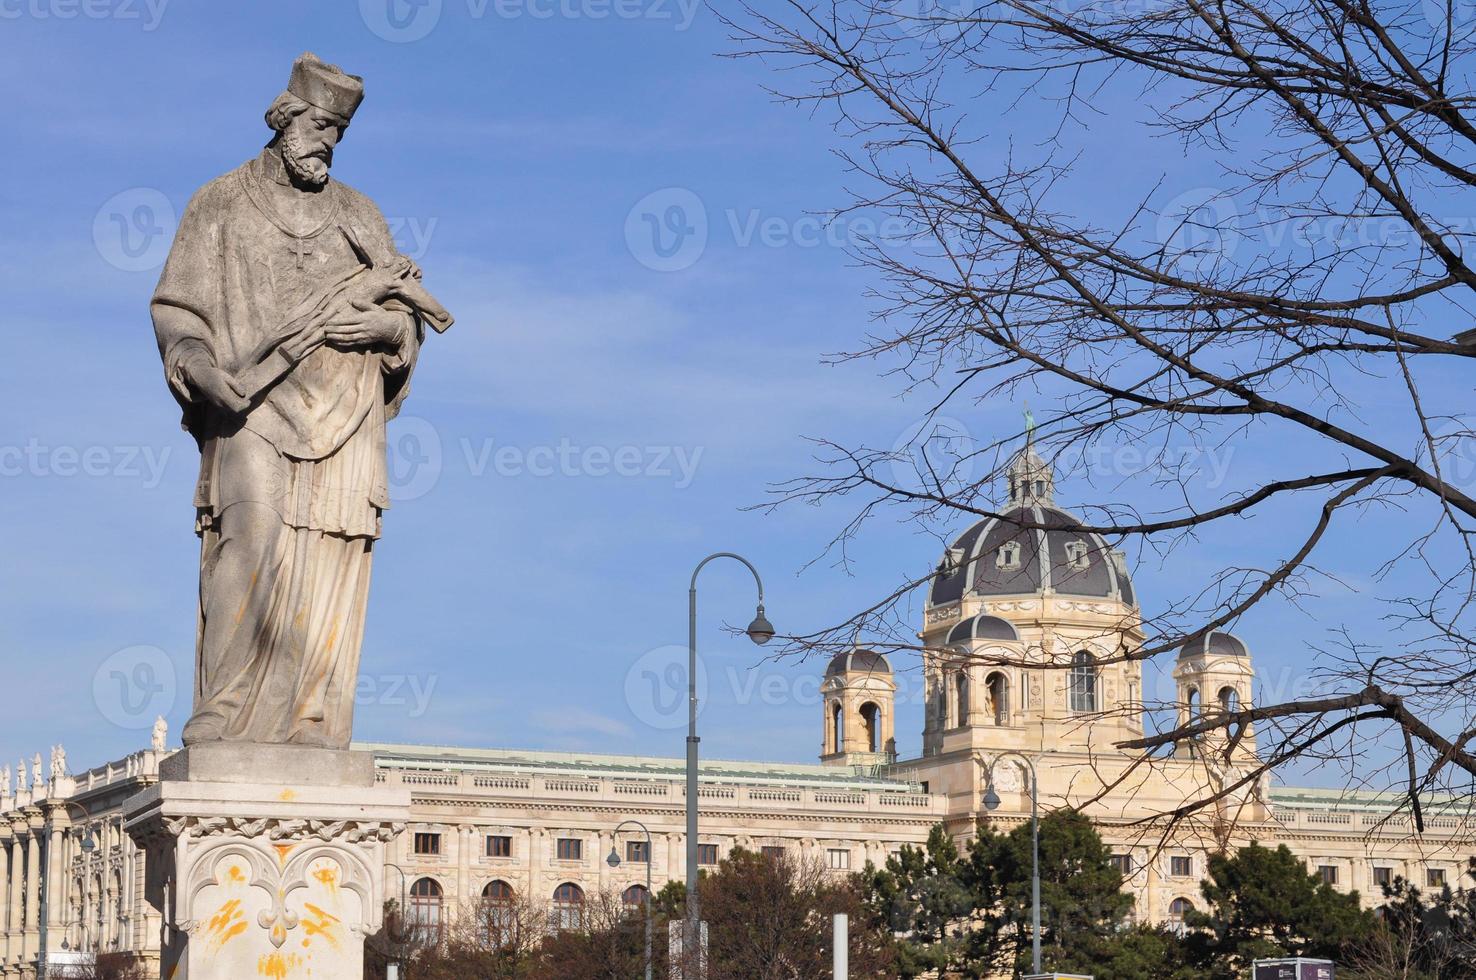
[1,825,15,967]
[526,828,542,903]
[596,830,610,895]
[456,825,472,909]
[44,816,65,964]
[666,833,682,888]
[23,818,42,958]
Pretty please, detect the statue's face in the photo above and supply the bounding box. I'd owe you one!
[279,107,345,187]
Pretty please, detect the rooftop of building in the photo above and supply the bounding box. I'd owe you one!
[356,741,919,792]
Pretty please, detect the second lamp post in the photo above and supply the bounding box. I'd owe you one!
[685,552,773,973]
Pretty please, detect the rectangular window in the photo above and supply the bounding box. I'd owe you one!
[625,840,650,863]
[1110,854,1134,876]
[486,835,511,858]
[827,848,851,870]
[1427,868,1447,888]
[1318,865,1338,886]
[1170,855,1193,877]
[556,838,582,862]
[762,846,786,861]
[1373,866,1393,888]
[413,832,441,856]
[697,844,719,866]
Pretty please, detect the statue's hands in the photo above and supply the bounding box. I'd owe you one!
[323,298,409,350]
[182,354,250,415]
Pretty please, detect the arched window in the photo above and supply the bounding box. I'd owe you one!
[1168,897,1194,934]
[1068,652,1098,712]
[622,884,650,906]
[955,670,970,726]
[860,702,881,752]
[1219,687,1240,712]
[985,672,1009,726]
[831,702,844,751]
[552,882,584,931]
[480,880,515,937]
[1186,686,1201,719]
[409,878,443,937]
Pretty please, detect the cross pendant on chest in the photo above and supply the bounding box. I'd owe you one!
[288,237,314,269]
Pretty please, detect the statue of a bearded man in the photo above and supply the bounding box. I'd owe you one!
[152,53,450,749]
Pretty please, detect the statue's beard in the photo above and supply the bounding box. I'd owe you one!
[281,133,331,187]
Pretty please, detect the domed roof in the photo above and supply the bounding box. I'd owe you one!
[946,614,1021,644]
[825,649,892,677]
[1177,630,1249,660]
[928,447,1135,607]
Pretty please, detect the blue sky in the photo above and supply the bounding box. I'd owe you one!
[0,0,1462,790]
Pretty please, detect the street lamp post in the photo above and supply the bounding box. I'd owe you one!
[979,752,1041,976]
[686,552,773,976]
[383,861,410,979]
[38,800,95,980]
[606,819,654,980]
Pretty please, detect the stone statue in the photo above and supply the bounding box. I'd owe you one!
[14,759,25,793]
[50,745,66,781]
[1,766,10,798]
[31,754,42,789]
[152,52,452,749]
[152,716,168,753]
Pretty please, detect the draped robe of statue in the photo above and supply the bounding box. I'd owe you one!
[152,149,422,748]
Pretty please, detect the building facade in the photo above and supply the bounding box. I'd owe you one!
[2,448,1472,976]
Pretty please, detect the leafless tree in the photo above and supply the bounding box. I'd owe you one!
[724,0,1476,826]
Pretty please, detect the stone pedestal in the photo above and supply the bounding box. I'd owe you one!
[123,745,408,980]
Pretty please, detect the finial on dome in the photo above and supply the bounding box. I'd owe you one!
[1007,423,1055,506]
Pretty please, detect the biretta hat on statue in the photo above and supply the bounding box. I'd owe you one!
[287,52,364,120]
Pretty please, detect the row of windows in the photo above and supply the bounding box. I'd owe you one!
[413,833,806,867]
[992,538,1093,571]
[1109,853,1452,891]
[406,878,652,933]
[1319,864,1448,889]
[1109,854,1193,877]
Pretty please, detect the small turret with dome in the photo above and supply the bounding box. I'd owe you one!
[819,649,897,767]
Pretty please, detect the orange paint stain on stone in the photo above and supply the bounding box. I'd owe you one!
[257,951,302,978]
[311,866,338,893]
[278,788,297,801]
[234,572,258,625]
[301,901,341,949]
[227,864,246,884]
[205,898,247,949]
[272,842,296,868]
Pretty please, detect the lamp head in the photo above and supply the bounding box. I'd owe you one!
[80,833,95,854]
[606,847,621,869]
[746,605,775,646]
[982,784,1001,811]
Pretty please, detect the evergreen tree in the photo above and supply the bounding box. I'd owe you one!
[864,825,979,977]
[1185,842,1374,977]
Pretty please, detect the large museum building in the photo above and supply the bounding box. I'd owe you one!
[1,449,1470,976]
